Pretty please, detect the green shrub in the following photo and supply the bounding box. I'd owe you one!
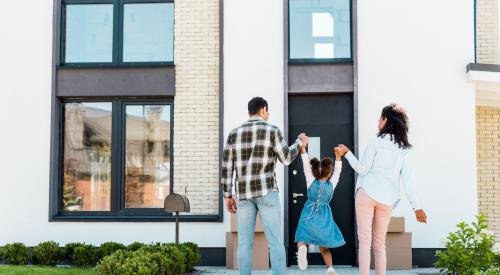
[64,242,82,263]
[178,242,201,271]
[435,215,497,274]
[126,242,144,251]
[4,242,31,265]
[99,242,125,258]
[0,246,5,263]
[97,242,201,275]
[474,267,500,275]
[96,249,159,275]
[33,241,61,266]
[73,244,98,267]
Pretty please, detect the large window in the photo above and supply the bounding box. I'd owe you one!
[289,0,351,62]
[60,100,173,217]
[62,0,174,66]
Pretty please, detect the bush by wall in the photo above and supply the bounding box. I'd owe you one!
[435,215,500,274]
[99,242,126,258]
[33,241,61,266]
[96,243,201,275]
[4,243,31,265]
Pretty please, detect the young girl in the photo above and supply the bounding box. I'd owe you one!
[294,145,346,275]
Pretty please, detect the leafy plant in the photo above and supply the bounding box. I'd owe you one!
[33,241,62,266]
[0,246,6,263]
[126,242,144,251]
[96,249,159,275]
[4,242,31,265]
[64,242,83,264]
[435,215,497,274]
[474,267,500,275]
[73,244,98,267]
[98,242,125,258]
[178,242,201,271]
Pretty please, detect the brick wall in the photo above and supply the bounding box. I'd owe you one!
[476,106,500,239]
[173,0,220,215]
[477,0,499,63]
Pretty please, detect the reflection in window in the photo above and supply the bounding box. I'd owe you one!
[65,4,113,63]
[125,105,171,208]
[289,0,351,60]
[63,102,112,211]
[123,3,174,62]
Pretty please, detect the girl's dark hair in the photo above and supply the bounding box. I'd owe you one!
[248,97,268,115]
[310,157,334,180]
[378,103,412,149]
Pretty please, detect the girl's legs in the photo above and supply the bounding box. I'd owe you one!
[372,202,392,275]
[296,242,308,270]
[355,189,376,275]
[297,242,307,249]
[319,247,332,267]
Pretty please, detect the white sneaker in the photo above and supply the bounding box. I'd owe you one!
[296,246,308,270]
[326,266,338,275]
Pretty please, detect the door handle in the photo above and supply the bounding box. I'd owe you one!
[292,193,304,198]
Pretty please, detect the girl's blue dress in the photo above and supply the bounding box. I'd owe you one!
[294,179,345,248]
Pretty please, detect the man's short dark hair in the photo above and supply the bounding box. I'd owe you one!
[248,97,268,116]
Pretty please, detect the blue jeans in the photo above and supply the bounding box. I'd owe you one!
[236,191,286,275]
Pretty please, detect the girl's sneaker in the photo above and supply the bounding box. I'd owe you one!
[296,246,308,270]
[326,266,338,275]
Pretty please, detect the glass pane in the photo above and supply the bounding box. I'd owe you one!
[308,137,321,159]
[65,4,113,63]
[123,3,174,62]
[289,0,351,59]
[63,102,112,211]
[125,105,171,208]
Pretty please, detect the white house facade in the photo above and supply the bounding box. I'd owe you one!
[0,0,497,268]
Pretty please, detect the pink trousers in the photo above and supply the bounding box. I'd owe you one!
[356,188,393,275]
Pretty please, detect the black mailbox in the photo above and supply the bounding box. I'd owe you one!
[164,193,190,244]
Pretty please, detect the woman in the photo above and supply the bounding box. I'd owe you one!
[338,104,427,275]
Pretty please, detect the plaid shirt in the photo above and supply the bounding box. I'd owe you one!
[221,118,302,200]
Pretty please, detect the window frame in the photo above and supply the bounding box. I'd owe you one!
[60,0,175,67]
[287,0,354,64]
[52,97,196,221]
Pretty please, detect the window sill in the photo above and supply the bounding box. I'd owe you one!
[50,214,222,222]
[57,63,175,69]
[467,63,500,83]
[288,58,353,65]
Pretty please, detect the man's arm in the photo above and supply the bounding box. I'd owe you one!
[221,132,235,198]
[273,128,303,166]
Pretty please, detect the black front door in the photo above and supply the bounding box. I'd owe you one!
[288,94,356,266]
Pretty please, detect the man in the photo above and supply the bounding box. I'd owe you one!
[221,97,308,275]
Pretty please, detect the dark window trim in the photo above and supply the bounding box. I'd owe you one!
[60,0,175,67]
[51,97,216,221]
[287,0,353,64]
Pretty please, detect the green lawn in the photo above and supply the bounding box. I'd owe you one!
[0,266,97,275]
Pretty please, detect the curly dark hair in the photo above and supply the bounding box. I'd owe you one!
[378,103,412,149]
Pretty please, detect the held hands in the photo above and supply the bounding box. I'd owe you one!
[334,145,349,160]
[337,144,350,155]
[415,209,428,223]
[298,133,309,153]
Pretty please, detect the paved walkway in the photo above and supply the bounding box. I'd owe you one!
[196,266,441,274]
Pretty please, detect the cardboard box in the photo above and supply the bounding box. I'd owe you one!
[226,232,269,270]
[387,217,405,233]
[230,213,265,232]
[370,232,412,270]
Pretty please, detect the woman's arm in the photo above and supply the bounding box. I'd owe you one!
[400,152,421,210]
[300,147,315,188]
[342,139,377,176]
